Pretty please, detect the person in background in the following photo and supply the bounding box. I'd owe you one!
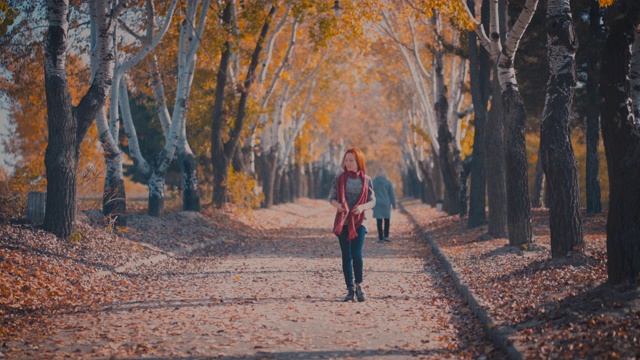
[329,148,376,302]
[372,168,396,243]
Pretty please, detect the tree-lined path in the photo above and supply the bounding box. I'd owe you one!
[5,199,500,359]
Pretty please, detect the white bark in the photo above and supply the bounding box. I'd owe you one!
[93,0,176,187]
[380,10,439,155]
[261,18,299,109]
[159,0,209,173]
[460,0,500,58]
[228,0,241,86]
[498,0,539,91]
[258,5,291,85]
[95,107,121,168]
[148,171,165,199]
[45,0,68,80]
[118,79,151,177]
[257,17,301,167]
[631,27,640,120]
[88,0,126,192]
[117,0,178,77]
[93,0,133,104]
[149,54,172,137]
[279,78,317,171]
[461,0,539,91]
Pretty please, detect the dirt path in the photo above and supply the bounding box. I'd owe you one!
[6,199,502,359]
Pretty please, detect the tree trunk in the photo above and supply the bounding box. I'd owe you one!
[502,86,533,246]
[273,169,284,205]
[44,33,77,238]
[306,163,316,199]
[435,72,460,214]
[44,0,105,239]
[211,4,276,208]
[467,0,490,228]
[148,170,166,217]
[540,0,583,258]
[484,75,508,238]
[296,167,303,198]
[259,149,278,208]
[531,148,545,208]
[210,2,233,208]
[232,145,249,174]
[585,0,602,214]
[599,0,640,284]
[180,149,200,212]
[459,156,473,218]
[103,152,127,226]
[212,152,231,207]
[419,159,437,206]
[279,170,291,204]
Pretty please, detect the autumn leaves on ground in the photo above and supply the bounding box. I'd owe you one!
[1,199,500,359]
[2,198,637,359]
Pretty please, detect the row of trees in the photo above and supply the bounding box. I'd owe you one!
[3,0,350,229]
[1,0,638,283]
[365,0,638,283]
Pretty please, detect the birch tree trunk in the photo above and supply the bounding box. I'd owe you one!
[497,0,538,246]
[260,147,278,208]
[463,0,508,237]
[467,0,490,228]
[599,0,640,284]
[485,74,508,237]
[210,0,233,206]
[630,26,640,119]
[540,0,583,258]
[145,0,208,216]
[585,0,602,214]
[44,0,129,238]
[179,138,200,212]
[431,14,460,215]
[89,0,126,226]
[212,4,277,207]
[44,0,76,239]
[502,86,533,245]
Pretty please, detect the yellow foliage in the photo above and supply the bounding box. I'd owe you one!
[227,167,264,210]
[526,130,610,208]
[460,117,474,159]
[598,0,615,7]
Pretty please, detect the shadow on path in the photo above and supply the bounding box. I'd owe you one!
[118,347,452,359]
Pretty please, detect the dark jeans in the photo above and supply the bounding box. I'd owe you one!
[376,218,390,240]
[337,225,366,289]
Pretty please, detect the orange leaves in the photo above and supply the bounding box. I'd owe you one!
[410,199,639,358]
[598,0,615,7]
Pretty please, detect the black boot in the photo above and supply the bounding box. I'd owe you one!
[355,284,366,302]
[343,287,355,302]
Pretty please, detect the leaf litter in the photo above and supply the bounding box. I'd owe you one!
[0,198,511,359]
[402,198,639,359]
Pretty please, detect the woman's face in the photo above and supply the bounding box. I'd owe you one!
[344,153,358,172]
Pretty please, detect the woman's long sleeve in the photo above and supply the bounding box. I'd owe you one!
[361,178,376,210]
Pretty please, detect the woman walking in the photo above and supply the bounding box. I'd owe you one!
[372,168,397,243]
[329,148,376,302]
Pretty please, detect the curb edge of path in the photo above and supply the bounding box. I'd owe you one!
[399,200,525,360]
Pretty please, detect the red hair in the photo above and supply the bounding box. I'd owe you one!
[342,147,366,173]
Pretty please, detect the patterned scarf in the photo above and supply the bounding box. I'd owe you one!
[333,170,368,241]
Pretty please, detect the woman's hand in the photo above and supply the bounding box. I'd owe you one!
[333,200,347,212]
[351,205,364,215]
